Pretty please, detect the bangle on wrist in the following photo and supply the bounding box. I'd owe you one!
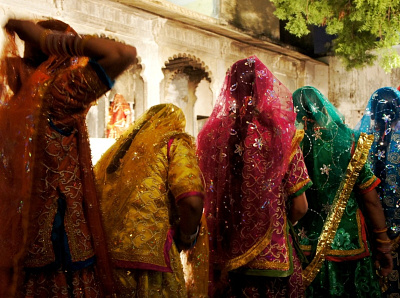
[39,29,52,55]
[376,238,391,244]
[373,227,388,234]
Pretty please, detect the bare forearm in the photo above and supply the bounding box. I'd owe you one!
[362,189,393,276]
[177,195,203,235]
[4,18,137,79]
[362,189,388,233]
[5,19,43,45]
[289,192,308,224]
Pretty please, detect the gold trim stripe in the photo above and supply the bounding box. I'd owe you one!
[223,217,282,274]
[301,211,366,256]
[289,130,305,162]
[302,133,374,287]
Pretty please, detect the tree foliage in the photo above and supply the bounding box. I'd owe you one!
[270,0,400,72]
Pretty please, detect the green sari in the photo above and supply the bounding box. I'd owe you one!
[293,86,382,297]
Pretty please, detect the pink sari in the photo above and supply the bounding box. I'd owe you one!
[197,56,300,296]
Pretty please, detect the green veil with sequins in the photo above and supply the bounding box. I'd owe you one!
[293,86,355,210]
[292,86,383,296]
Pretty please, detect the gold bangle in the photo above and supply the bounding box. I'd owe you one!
[39,29,52,55]
[373,227,388,234]
[376,238,391,244]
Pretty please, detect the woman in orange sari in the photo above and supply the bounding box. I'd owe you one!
[0,18,136,296]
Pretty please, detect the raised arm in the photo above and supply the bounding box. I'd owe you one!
[4,18,136,80]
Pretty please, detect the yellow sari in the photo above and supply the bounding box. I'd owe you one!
[95,104,205,297]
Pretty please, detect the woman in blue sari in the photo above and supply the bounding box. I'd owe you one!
[355,87,400,296]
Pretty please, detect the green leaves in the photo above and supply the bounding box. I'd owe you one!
[270,0,400,71]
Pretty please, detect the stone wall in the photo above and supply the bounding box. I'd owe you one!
[1,0,327,140]
[328,55,400,128]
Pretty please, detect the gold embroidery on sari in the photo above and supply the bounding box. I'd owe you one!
[302,133,374,287]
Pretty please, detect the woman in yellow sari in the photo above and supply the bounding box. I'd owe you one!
[95,103,205,297]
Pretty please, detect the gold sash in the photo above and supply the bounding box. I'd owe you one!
[302,133,374,287]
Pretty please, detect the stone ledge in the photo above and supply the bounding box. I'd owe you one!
[115,0,326,65]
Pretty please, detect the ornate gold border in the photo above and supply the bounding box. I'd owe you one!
[300,210,366,256]
[302,133,374,287]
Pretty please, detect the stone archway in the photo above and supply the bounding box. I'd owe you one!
[162,54,213,135]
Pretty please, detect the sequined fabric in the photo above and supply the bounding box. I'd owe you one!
[293,86,381,295]
[355,87,400,296]
[23,265,101,297]
[197,56,311,297]
[113,245,187,298]
[0,31,114,295]
[95,104,204,296]
[24,57,108,267]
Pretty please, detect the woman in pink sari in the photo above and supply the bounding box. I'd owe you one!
[197,56,312,297]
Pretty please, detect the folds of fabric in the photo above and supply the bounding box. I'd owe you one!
[355,87,400,239]
[0,36,54,295]
[292,86,380,290]
[95,103,204,268]
[0,31,115,296]
[355,86,400,295]
[301,133,374,287]
[197,56,305,295]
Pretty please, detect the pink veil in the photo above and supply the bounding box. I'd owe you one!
[197,56,296,288]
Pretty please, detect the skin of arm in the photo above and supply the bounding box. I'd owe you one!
[362,188,393,277]
[176,195,204,251]
[4,19,137,80]
[289,192,308,224]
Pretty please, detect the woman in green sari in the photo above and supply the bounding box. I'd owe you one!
[292,86,392,297]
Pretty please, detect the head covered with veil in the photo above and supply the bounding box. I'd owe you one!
[292,86,355,196]
[355,87,400,238]
[197,56,297,282]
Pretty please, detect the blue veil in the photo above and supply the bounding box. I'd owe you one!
[355,87,400,238]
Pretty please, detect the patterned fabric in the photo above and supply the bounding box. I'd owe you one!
[113,245,187,298]
[24,58,109,267]
[307,257,382,297]
[23,265,101,297]
[244,142,312,274]
[355,87,400,297]
[292,86,381,296]
[95,104,204,295]
[0,29,114,296]
[197,56,311,297]
[226,253,304,298]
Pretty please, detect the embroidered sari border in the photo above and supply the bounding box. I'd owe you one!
[239,222,294,277]
[289,130,304,162]
[326,210,370,260]
[302,133,374,287]
[288,179,312,197]
[358,177,380,194]
[223,217,278,275]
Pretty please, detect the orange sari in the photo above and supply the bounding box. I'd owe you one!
[0,32,114,297]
